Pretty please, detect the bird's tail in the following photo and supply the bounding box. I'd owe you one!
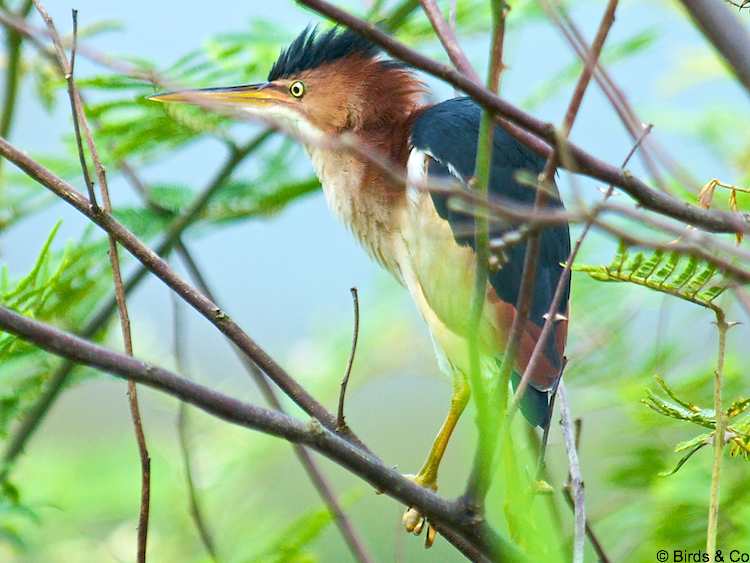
[511,372,550,427]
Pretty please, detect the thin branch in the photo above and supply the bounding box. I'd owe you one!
[31,4,151,559]
[172,294,220,562]
[1,132,271,476]
[509,124,653,419]
[707,309,729,553]
[505,0,619,424]
[175,246,374,563]
[337,287,360,434]
[31,1,97,207]
[557,383,585,563]
[296,0,750,235]
[679,0,750,96]
[0,305,522,562]
[0,133,368,455]
[418,0,481,82]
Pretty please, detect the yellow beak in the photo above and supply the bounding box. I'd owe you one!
[148,82,284,107]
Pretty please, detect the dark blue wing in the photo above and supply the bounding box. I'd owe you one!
[410,97,571,426]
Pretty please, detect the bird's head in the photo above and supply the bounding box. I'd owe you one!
[150,27,424,139]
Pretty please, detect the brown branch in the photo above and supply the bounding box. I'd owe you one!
[1,132,269,474]
[0,305,522,562]
[175,246,374,563]
[539,0,675,194]
[172,295,220,562]
[0,134,371,449]
[31,1,97,206]
[337,287,360,434]
[504,0,619,430]
[679,0,750,96]
[31,3,151,559]
[418,0,481,82]
[509,124,653,418]
[296,0,750,235]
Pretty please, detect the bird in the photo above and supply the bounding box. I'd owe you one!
[151,26,571,547]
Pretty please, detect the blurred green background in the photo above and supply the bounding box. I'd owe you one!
[1,0,749,561]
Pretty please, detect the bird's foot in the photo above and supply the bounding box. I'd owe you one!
[401,474,439,548]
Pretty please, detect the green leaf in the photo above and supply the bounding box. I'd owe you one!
[573,241,730,312]
[659,442,708,477]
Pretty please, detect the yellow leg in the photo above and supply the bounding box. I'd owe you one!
[414,373,471,488]
[403,373,471,546]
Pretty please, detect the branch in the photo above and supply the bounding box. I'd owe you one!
[337,287,360,434]
[539,0,677,194]
[175,246,374,563]
[0,305,522,562]
[172,294,220,562]
[706,309,729,552]
[418,0,481,82]
[296,0,750,235]
[1,132,270,472]
[679,0,750,96]
[509,125,653,419]
[505,0,619,431]
[557,383,585,563]
[31,3,151,558]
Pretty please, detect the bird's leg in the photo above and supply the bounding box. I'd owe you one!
[402,372,470,547]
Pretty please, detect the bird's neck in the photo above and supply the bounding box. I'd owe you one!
[304,117,415,274]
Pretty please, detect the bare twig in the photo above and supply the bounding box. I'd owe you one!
[418,0,481,82]
[175,247,374,563]
[0,305,522,562]
[337,287,360,434]
[1,133,271,479]
[509,123,653,418]
[31,2,97,207]
[707,309,729,552]
[31,4,151,559]
[172,294,220,562]
[679,0,750,96]
[503,0,619,432]
[557,383,585,563]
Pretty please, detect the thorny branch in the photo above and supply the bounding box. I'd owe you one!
[507,0,618,419]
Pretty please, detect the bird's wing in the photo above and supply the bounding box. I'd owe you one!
[410,97,571,425]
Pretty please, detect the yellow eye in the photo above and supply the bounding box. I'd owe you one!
[289,80,305,98]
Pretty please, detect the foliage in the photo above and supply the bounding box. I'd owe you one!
[573,239,728,312]
[0,0,749,561]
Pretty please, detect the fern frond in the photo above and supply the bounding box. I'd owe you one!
[573,240,729,312]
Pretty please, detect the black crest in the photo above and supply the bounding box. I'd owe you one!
[268,26,380,81]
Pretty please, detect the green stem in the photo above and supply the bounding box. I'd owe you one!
[706,309,728,553]
[0,0,33,177]
[464,0,506,510]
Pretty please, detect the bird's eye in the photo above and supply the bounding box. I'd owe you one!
[289,80,305,98]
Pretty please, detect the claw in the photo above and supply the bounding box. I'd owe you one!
[402,507,424,534]
[425,523,437,548]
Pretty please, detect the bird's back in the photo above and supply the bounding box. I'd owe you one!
[404,97,571,425]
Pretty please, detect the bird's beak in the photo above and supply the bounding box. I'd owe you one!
[148,82,284,108]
